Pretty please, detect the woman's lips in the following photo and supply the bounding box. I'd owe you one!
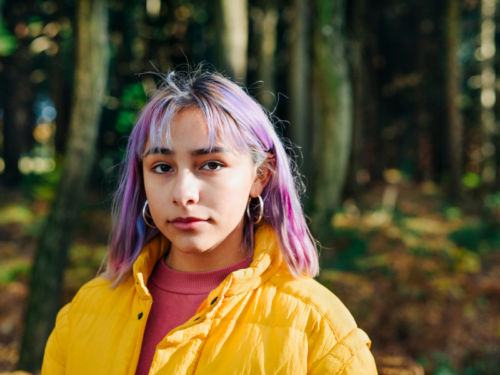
[170,217,208,231]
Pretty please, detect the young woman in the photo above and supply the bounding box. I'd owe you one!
[42,69,377,374]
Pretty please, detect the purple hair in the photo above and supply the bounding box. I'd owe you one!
[104,68,319,286]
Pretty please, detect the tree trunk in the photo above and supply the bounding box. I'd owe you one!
[287,0,312,183]
[217,0,248,82]
[52,0,74,156]
[1,0,36,187]
[2,44,35,186]
[345,0,367,197]
[445,0,463,200]
[361,1,383,183]
[415,0,432,182]
[17,0,109,370]
[52,37,73,156]
[479,0,497,192]
[311,0,352,239]
[254,0,278,112]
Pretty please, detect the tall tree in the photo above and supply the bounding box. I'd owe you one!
[414,0,433,182]
[287,0,312,183]
[217,0,248,82]
[310,0,352,239]
[52,0,74,156]
[254,0,278,112]
[1,1,36,187]
[445,0,463,200]
[346,0,367,196]
[17,0,109,370]
[479,0,497,191]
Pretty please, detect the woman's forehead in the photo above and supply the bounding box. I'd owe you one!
[143,106,247,156]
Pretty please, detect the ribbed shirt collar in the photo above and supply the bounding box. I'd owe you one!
[149,254,253,295]
[133,224,285,299]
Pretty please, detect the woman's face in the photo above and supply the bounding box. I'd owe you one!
[142,107,268,258]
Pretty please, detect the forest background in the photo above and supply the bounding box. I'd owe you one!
[0,0,499,374]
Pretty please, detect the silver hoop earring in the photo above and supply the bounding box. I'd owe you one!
[246,195,264,224]
[142,200,157,229]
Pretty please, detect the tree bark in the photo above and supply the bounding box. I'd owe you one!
[2,44,35,186]
[1,1,36,187]
[17,0,109,370]
[52,37,73,155]
[217,0,248,82]
[287,0,312,183]
[445,0,463,200]
[311,0,352,239]
[52,0,74,155]
[254,0,278,112]
[415,0,432,182]
[479,0,497,192]
[345,0,367,197]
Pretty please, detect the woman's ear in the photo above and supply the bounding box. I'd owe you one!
[250,153,274,198]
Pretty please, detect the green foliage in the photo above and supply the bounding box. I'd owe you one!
[0,25,18,56]
[484,191,500,209]
[462,173,481,189]
[325,189,500,373]
[432,356,457,375]
[20,160,61,202]
[448,223,487,252]
[116,83,147,134]
[327,228,369,270]
[444,207,462,221]
[0,205,34,225]
[192,8,209,24]
[0,259,32,286]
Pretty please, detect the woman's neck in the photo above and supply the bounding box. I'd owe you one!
[164,225,249,272]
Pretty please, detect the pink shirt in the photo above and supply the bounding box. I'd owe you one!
[135,254,253,375]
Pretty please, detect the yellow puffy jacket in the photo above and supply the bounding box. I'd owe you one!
[43,225,377,374]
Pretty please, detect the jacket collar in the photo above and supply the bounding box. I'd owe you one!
[132,224,284,299]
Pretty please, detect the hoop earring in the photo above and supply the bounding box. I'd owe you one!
[246,195,264,224]
[142,200,157,229]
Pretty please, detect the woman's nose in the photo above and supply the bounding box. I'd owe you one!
[171,169,199,206]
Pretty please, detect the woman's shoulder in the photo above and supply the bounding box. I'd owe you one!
[268,268,360,341]
[68,274,135,315]
[266,269,375,372]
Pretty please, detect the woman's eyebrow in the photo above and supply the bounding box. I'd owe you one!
[143,146,225,157]
[190,146,224,156]
[143,147,174,157]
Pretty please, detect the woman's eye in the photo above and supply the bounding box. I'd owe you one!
[202,162,222,171]
[152,164,172,173]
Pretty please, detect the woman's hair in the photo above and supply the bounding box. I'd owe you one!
[103,66,319,286]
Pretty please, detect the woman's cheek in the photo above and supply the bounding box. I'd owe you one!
[144,177,170,223]
[221,177,251,218]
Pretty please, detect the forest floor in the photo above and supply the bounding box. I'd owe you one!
[0,182,499,374]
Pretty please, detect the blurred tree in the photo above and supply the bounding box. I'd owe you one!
[287,0,312,183]
[445,0,464,200]
[359,1,383,184]
[311,0,352,239]
[415,0,433,182]
[253,0,278,112]
[52,51,72,156]
[216,0,248,82]
[52,0,74,155]
[17,0,109,370]
[2,1,37,186]
[479,0,497,191]
[346,0,368,197]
